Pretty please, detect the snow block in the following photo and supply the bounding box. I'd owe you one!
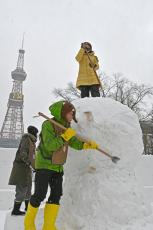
[58,98,153,230]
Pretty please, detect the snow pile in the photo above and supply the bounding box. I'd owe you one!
[58,98,153,230]
[136,155,153,205]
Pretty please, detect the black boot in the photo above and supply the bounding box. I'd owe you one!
[11,201,25,216]
[25,200,29,211]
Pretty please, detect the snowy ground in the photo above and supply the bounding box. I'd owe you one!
[0,98,153,230]
[0,148,15,230]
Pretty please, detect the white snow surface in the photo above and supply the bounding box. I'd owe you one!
[1,98,153,229]
[58,98,153,230]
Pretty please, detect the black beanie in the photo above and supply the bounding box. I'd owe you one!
[27,126,38,137]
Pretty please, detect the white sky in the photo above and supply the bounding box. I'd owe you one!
[0,0,153,130]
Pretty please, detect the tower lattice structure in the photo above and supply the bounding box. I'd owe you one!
[0,46,27,148]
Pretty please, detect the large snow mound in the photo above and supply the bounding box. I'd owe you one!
[58,98,153,230]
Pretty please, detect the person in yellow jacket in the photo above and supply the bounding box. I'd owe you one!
[24,100,99,230]
[76,42,101,98]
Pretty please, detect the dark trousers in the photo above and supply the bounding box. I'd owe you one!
[15,184,32,202]
[80,85,100,98]
[30,169,63,208]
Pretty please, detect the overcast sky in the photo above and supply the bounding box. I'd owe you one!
[0,0,153,130]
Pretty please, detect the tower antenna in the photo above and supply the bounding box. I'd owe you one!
[21,32,25,50]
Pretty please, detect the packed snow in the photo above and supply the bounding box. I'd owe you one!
[58,98,153,230]
[1,98,153,230]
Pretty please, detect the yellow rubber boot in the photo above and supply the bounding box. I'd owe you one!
[42,203,60,230]
[24,203,38,230]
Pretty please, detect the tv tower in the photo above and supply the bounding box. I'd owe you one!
[0,38,27,148]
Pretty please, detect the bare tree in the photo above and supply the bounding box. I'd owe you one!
[53,73,153,120]
[53,82,80,102]
[99,73,153,120]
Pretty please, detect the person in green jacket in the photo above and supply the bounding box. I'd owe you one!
[24,100,99,230]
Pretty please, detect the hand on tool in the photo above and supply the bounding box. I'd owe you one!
[61,128,76,141]
[83,141,99,150]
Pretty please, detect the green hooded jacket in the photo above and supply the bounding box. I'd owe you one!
[35,101,84,172]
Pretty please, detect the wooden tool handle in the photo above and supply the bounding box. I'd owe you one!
[38,112,115,161]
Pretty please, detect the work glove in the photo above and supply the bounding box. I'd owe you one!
[81,42,88,51]
[61,128,76,141]
[83,141,99,150]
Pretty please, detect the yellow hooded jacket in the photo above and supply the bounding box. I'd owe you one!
[76,48,100,89]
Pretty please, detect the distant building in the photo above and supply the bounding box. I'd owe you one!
[140,121,153,155]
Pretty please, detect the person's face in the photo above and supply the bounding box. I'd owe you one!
[65,111,74,123]
[84,43,91,51]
